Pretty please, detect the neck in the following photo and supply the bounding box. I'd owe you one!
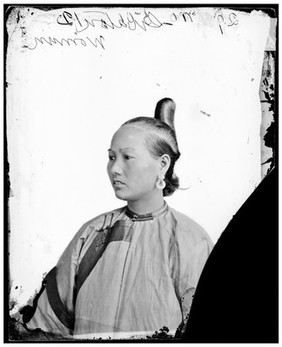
[127,193,165,215]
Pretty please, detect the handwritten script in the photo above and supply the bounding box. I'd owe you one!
[214,8,239,34]
[26,35,105,50]
[24,8,239,51]
[56,9,172,33]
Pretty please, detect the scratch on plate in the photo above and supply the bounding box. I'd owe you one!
[200,110,211,117]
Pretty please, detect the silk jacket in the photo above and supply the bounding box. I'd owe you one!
[25,202,213,339]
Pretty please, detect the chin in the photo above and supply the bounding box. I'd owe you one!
[114,191,129,201]
[114,190,140,203]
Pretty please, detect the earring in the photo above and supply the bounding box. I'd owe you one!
[156,174,166,190]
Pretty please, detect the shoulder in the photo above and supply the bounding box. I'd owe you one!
[57,206,126,264]
[167,206,213,248]
[70,206,126,244]
[86,206,126,228]
[80,206,126,236]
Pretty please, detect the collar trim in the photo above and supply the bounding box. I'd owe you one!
[125,202,168,221]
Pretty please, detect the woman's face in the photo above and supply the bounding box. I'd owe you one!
[107,125,162,204]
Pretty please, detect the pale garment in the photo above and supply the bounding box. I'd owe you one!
[25,202,213,339]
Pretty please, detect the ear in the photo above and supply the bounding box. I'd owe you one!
[160,154,171,175]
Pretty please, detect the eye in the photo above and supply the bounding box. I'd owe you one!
[108,154,115,161]
[124,154,133,160]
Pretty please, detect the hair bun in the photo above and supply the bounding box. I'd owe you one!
[154,98,176,130]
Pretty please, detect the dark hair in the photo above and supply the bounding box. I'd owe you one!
[122,98,181,196]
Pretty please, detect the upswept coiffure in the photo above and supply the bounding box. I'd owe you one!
[123,98,181,197]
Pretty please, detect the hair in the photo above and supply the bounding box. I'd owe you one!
[122,98,181,196]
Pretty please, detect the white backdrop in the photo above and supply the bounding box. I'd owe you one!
[7,6,271,312]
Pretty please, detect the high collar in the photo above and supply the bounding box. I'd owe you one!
[125,201,168,221]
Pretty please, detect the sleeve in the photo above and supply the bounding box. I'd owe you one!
[179,239,212,318]
[23,271,74,337]
[22,221,96,338]
[172,233,213,335]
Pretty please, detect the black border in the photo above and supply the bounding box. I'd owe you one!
[4,3,278,343]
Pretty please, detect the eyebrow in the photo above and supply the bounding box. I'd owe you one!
[108,147,136,152]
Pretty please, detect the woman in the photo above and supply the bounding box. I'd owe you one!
[20,98,213,339]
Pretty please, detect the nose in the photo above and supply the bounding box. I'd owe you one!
[108,158,122,176]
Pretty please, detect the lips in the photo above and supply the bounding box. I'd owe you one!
[113,179,125,186]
